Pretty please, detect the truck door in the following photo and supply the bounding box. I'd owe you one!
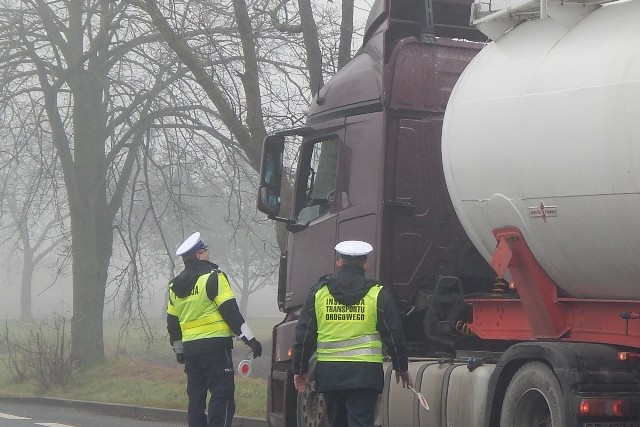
[336,111,385,276]
[285,130,342,309]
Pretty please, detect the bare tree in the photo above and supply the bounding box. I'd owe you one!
[5,193,70,320]
[111,0,363,327]
[0,96,70,321]
[136,0,358,250]
[0,0,360,364]
[212,199,279,316]
[0,0,242,365]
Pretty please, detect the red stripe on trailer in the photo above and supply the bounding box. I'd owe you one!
[467,227,640,349]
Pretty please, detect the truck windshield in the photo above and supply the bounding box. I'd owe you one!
[296,136,339,222]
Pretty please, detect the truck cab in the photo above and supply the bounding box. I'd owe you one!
[257,1,493,425]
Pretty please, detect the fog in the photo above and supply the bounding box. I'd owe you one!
[0,0,373,324]
[0,244,282,321]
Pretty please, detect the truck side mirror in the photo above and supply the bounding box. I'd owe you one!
[257,135,285,218]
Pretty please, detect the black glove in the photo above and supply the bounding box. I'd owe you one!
[176,352,185,364]
[247,338,262,358]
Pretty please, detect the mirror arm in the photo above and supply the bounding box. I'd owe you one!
[268,215,298,225]
[267,216,309,233]
[285,221,310,233]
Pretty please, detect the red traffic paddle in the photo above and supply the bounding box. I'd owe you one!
[238,351,253,377]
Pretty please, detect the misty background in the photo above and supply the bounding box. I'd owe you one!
[0,0,371,371]
[0,239,283,320]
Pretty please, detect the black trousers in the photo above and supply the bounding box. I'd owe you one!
[184,349,235,427]
[322,388,379,427]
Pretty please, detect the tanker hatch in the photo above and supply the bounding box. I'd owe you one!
[472,0,619,41]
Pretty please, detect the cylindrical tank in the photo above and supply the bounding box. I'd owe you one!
[442,0,640,300]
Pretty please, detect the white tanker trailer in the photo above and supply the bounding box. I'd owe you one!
[444,0,640,301]
[257,0,640,425]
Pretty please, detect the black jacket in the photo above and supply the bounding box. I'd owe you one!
[167,260,246,355]
[292,266,408,393]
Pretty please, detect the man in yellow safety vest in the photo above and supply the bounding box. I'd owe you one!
[167,232,262,427]
[292,240,413,427]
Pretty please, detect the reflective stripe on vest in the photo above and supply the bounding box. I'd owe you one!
[168,271,234,342]
[314,284,383,363]
[316,333,381,349]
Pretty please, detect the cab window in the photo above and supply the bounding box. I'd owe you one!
[295,136,339,222]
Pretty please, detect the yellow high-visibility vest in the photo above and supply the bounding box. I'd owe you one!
[314,283,383,363]
[167,271,234,342]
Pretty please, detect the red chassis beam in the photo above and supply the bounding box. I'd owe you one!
[467,227,640,348]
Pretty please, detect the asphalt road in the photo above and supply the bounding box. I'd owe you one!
[0,398,266,427]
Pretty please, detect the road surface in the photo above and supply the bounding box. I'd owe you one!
[0,399,265,427]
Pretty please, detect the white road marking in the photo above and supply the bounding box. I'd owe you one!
[36,424,76,427]
[0,412,29,420]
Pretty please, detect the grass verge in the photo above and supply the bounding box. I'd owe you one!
[0,356,267,418]
[0,317,276,419]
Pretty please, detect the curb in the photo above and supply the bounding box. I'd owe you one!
[0,397,267,427]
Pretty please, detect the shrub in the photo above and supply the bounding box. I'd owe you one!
[0,316,73,391]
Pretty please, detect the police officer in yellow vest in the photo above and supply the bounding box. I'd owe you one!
[292,240,413,427]
[167,232,262,427]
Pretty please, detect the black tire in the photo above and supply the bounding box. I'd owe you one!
[296,358,329,427]
[500,362,564,427]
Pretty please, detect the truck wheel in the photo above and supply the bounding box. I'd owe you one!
[296,384,329,427]
[500,362,563,427]
[296,357,329,427]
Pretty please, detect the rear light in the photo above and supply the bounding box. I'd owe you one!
[287,347,295,358]
[579,399,631,417]
[618,352,640,361]
[612,400,630,417]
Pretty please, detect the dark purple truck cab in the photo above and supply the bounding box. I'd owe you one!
[257,2,492,426]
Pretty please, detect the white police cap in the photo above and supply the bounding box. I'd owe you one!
[176,232,205,256]
[335,240,373,258]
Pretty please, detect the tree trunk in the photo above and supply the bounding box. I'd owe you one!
[238,252,251,316]
[238,291,249,317]
[16,203,34,321]
[298,0,324,95]
[68,68,111,365]
[70,217,111,365]
[20,254,33,321]
[338,0,354,70]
